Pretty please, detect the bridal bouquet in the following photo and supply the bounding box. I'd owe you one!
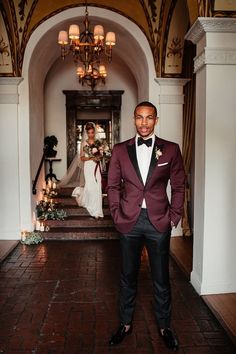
[83,139,111,177]
[83,139,111,162]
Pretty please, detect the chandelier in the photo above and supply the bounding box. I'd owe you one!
[57,2,116,89]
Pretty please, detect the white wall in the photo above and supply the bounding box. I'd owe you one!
[186,18,236,294]
[0,79,21,239]
[44,56,138,179]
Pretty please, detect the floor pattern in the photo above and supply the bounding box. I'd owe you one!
[0,240,235,354]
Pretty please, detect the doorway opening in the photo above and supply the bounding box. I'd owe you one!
[63,90,124,167]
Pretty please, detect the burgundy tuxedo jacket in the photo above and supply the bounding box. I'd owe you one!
[107,136,185,234]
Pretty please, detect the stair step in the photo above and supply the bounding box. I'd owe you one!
[55,197,109,207]
[63,206,111,216]
[42,227,119,240]
[43,188,113,240]
[44,216,114,228]
[57,187,74,196]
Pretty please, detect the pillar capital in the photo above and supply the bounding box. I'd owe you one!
[0,77,23,104]
[155,78,190,104]
[155,78,190,87]
[185,17,236,44]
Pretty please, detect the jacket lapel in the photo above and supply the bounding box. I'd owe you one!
[146,137,164,185]
[146,144,158,184]
[127,139,144,185]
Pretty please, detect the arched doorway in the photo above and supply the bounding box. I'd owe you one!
[18,6,157,231]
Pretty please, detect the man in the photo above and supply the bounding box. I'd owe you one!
[107,101,185,351]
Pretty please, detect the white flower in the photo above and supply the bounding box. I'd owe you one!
[155,147,163,160]
[92,147,98,154]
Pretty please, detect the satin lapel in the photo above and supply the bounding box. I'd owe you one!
[146,144,158,184]
[146,137,163,185]
[127,142,144,186]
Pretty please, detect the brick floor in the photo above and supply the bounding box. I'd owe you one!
[0,241,235,354]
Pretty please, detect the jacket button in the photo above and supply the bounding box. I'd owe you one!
[138,204,141,207]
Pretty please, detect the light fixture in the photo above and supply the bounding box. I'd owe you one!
[57,1,116,89]
[76,64,107,90]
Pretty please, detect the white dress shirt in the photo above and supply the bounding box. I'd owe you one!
[135,134,155,208]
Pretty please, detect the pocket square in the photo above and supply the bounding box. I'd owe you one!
[158,162,169,167]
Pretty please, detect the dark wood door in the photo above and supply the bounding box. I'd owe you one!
[63,90,124,167]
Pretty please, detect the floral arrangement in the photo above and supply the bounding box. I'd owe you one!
[83,139,111,162]
[21,231,43,245]
[36,200,67,221]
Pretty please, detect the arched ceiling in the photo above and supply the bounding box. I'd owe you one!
[1,0,236,77]
[28,15,149,99]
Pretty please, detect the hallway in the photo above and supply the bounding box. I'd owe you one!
[0,241,234,354]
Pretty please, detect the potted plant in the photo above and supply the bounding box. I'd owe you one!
[44,135,58,158]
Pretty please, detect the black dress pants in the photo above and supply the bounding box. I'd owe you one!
[119,208,171,328]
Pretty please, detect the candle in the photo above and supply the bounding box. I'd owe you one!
[40,223,45,232]
[21,231,27,242]
[52,182,57,190]
[48,179,52,189]
[36,220,41,231]
[50,199,53,204]
[44,196,48,203]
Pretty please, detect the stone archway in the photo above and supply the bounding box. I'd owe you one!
[17,6,157,232]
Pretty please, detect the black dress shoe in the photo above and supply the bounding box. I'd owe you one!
[159,328,179,351]
[109,323,133,346]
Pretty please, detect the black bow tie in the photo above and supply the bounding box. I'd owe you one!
[137,137,152,147]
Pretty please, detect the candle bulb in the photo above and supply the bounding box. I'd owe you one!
[52,182,57,190]
[21,231,27,242]
[48,179,52,189]
[36,220,41,231]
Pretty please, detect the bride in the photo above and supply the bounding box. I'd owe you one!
[59,122,104,219]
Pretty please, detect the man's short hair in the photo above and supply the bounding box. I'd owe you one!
[134,101,158,117]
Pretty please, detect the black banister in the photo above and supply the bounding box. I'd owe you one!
[32,149,46,195]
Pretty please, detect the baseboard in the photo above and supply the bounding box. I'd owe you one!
[190,270,202,294]
[191,270,236,295]
[0,230,21,240]
[200,281,236,295]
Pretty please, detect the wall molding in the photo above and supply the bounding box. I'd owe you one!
[185,17,236,44]
[0,77,23,104]
[194,47,236,73]
[0,77,23,86]
[155,77,190,86]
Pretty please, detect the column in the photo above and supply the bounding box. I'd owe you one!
[185,18,236,294]
[155,78,189,236]
[0,78,22,239]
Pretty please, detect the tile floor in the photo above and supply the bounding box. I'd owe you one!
[0,240,235,354]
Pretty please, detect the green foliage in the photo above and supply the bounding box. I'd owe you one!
[21,232,43,245]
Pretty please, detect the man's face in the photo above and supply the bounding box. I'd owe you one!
[134,106,158,138]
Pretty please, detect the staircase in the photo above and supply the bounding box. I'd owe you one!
[43,187,119,240]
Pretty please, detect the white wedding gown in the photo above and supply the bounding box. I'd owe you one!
[72,158,104,218]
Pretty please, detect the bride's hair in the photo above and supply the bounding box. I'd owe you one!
[85,122,95,132]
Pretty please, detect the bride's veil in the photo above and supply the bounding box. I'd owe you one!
[58,122,98,188]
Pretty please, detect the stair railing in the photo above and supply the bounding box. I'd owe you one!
[32,148,46,195]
